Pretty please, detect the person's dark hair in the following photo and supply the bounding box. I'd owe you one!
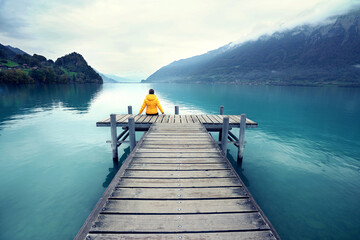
[149,89,154,94]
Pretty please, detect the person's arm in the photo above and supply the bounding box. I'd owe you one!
[139,99,146,114]
[156,99,165,114]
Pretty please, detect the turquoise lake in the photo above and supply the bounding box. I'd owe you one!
[0,83,359,239]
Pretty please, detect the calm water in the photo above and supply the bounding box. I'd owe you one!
[0,83,359,240]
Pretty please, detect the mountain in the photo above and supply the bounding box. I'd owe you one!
[6,45,28,55]
[93,69,131,83]
[0,45,103,84]
[98,73,118,83]
[0,44,18,59]
[144,10,360,86]
[55,52,102,83]
[105,74,137,82]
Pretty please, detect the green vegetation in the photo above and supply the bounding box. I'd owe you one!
[0,46,103,85]
[22,69,31,74]
[0,59,19,67]
[0,69,34,84]
[55,52,102,83]
[60,67,77,78]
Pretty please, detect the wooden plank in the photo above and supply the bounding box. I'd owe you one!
[162,115,170,123]
[185,115,193,123]
[212,115,223,123]
[141,141,214,145]
[181,115,188,124]
[216,115,224,122]
[123,170,234,178]
[99,117,110,123]
[134,153,222,158]
[190,115,200,123]
[142,140,212,144]
[111,187,248,199]
[142,115,152,123]
[149,130,204,133]
[144,135,210,138]
[151,126,203,129]
[147,132,209,136]
[229,115,240,124]
[150,127,207,131]
[119,114,132,123]
[246,118,257,125]
[207,115,220,124]
[155,115,164,123]
[145,136,210,139]
[137,149,220,153]
[144,138,211,141]
[202,114,213,123]
[102,199,254,214]
[136,114,147,123]
[174,115,180,123]
[149,115,159,123]
[133,114,143,122]
[153,122,201,126]
[140,144,218,149]
[115,114,123,121]
[169,114,175,123]
[128,163,230,170]
[143,133,210,139]
[90,213,270,232]
[116,177,241,188]
[197,115,207,123]
[115,114,128,123]
[132,157,225,164]
[87,231,277,240]
[232,115,241,123]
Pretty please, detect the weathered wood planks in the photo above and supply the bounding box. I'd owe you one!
[96,114,258,128]
[90,213,270,232]
[102,199,255,214]
[110,187,248,199]
[87,231,277,240]
[76,123,278,240]
[122,170,235,178]
[128,163,230,170]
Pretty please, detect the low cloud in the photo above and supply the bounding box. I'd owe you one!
[0,0,358,80]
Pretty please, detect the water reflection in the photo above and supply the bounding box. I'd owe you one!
[102,147,130,188]
[0,84,103,123]
[227,150,250,187]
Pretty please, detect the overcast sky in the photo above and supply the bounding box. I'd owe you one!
[0,0,359,80]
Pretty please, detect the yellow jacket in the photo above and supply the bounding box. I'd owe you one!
[139,94,164,114]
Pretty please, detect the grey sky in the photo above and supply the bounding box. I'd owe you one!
[0,0,358,80]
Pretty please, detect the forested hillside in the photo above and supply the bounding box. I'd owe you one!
[0,45,102,84]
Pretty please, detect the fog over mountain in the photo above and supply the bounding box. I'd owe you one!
[144,9,360,86]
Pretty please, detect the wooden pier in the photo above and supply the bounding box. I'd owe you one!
[96,114,258,128]
[75,108,280,239]
[96,110,257,162]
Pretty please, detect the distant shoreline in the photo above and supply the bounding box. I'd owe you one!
[139,81,360,88]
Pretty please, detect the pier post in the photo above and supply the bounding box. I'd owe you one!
[219,106,224,141]
[175,106,179,115]
[110,114,118,160]
[221,117,229,154]
[128,117,136,151]
[128,106,133,114]
[238,114,246,163]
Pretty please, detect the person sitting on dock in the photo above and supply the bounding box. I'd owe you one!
[138,89,165,116]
